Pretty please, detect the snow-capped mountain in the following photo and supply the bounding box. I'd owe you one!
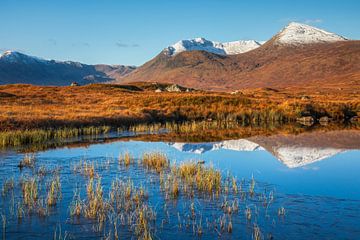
[161,22,347,57]
[274,22,347,45]
[164,37,261,56]
[0,51,47,64]
[121,22,358,91]
[0,50,135,86]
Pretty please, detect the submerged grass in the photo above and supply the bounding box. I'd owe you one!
[142,152,170,173]
[119,152,134,167]
[46,176,61,207]
[18,154,36,168]
[1,177,14,197]
[21,177,38,207]
[72,159,96,178]
[2,149,285,239]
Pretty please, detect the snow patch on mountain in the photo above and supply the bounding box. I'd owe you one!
[276,22,347,45]
[164,38,261,56]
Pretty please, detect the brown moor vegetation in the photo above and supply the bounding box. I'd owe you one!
[0,83,359,131]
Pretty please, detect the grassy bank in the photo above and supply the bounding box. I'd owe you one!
[0,126,111,147]
[0,84,359,131]
[1,120,359,149]
[0,83,359,147]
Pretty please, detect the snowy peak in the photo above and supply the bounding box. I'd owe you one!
[275,22,347,45]
[162,22,347,56]
[164,38,261,56]
[0,50,46,64]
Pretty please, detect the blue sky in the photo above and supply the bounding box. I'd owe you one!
[1,0,359,66]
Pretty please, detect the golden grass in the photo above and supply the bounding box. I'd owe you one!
[119,152,134,167]
[21,177,38,207]
[84,178,104,219]
[177,162,222,195]
[0,84,358,133]
[0,148,285,239]
[73,159,96,178]
[46,176,61,206]
[0,126,111,148]
[142,152,170,173]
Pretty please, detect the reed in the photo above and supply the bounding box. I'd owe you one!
[232,177,238,194]
[84,178,105,219]
[134,205,155,240]
[21,177,38,207]
[253,224,262,240]
[37,166,47,177]
[47,176,61,206]
[18,154,36,168]
[16,202,25,220]
[119,152,134,167]
[69,190,82,217]
[0,126,112,148]
[142,152,170,173]
[73,159,95,178]
[178,162,221,195]
[37,198,48,217]
[227,219,233,233]
[1,177,14,196]
[249,175,256,197]
[278,206,286,216]
[245,207,252,221]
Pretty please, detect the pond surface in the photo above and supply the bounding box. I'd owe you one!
[0,129,359,239]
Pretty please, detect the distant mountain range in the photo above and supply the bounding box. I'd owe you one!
[0,51,135,86]
[1,22,359,90]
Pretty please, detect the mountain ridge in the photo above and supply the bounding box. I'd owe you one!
[1,22,358,90]
[120,22,359,91]
[0,51,136,86]
[164,38,262,56]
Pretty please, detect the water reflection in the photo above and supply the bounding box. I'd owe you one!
[168,130,360,168]
[0,128,359,239]
[165,130,360,199]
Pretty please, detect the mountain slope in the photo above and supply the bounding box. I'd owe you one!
[120,23,359,91]
[0,51,135,86]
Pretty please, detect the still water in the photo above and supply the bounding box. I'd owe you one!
[0,129,359,239]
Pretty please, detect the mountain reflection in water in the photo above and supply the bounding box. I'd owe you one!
[167,130,360,168]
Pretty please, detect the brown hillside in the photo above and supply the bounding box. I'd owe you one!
[120,41,360,92]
